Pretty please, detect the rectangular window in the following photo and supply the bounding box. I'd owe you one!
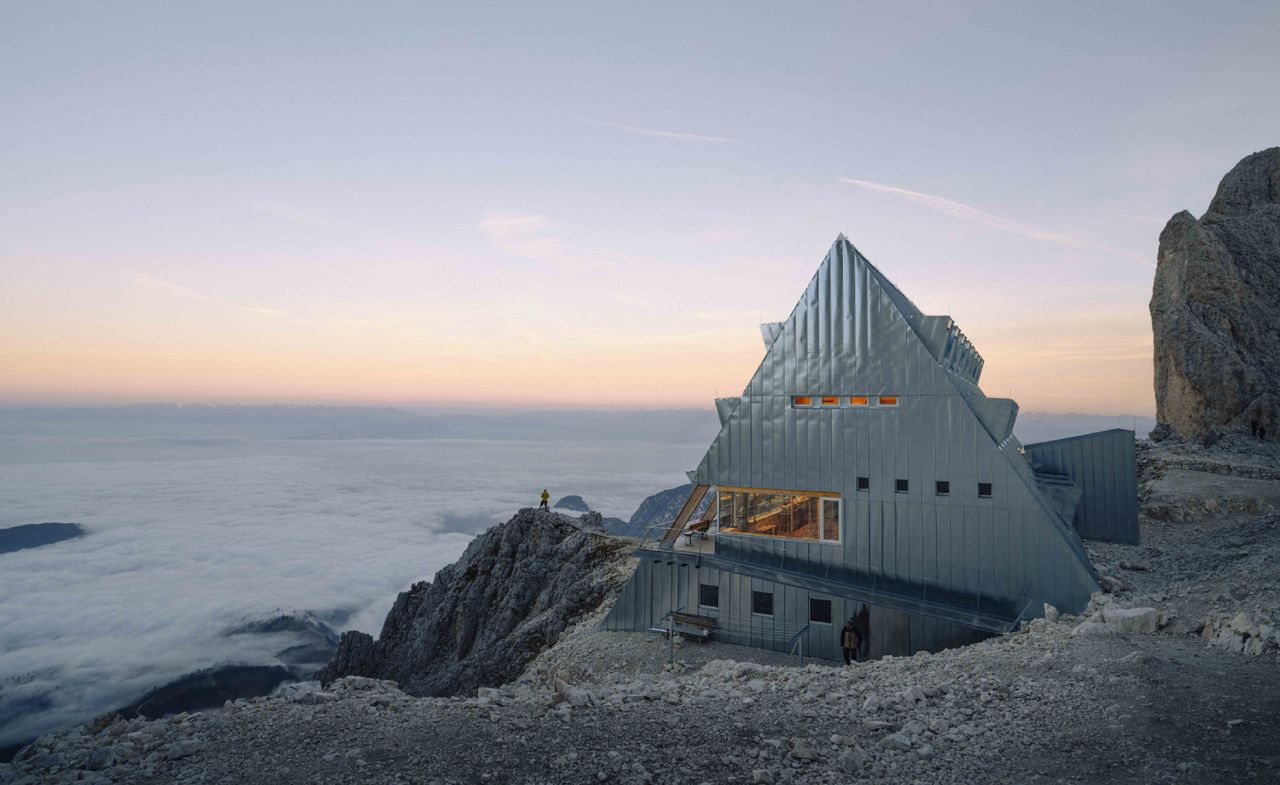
[895,479,909,494]
[978,482,993,498]
[878,395,899,407]
[856,476,869,491]
[716,487,834,542]
[849,396,869,407]
[809,598,832,624]
[752,590,773,616]
[935,480,950,496]
[821,498,840,541]
[698,583,719,609]
[820,396,840,406]
[792,396,813,407]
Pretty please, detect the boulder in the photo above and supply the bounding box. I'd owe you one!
[1150,147,1280,442]
[1072,621,1122,638]
[1100,607,1160,634]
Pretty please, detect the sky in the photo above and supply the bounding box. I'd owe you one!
[2,2,1277,414]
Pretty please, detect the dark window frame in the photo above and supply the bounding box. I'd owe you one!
[698,583,720,609]
[978,482,993,498]
[935,480,950,496]
[751,590,774,616]
[856,476,870,491]
[895,478,909,494]
[809,597,832,625]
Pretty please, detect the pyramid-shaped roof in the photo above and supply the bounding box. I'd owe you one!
[691,235,1097,598]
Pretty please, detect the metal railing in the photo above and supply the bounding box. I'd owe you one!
[635,522,1037,633]
[787,623,810,665]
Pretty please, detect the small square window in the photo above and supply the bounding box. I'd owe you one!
[699,583,719,609]
[809,598,832,624]
[792,396,812,407]
[878,395,899,407]
[856,476,869,491]
[895,479,909,493]
[752,590,774,616]
[935,480,950,496]
[978,482,993,498]
[849,396,869,407]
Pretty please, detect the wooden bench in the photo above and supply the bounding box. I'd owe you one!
[668,611,716,641]
[682,519,712,546]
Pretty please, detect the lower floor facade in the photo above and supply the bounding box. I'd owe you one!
[602,557,993,661]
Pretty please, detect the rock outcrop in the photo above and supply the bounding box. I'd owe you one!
[1151,147,1280,442]
[612,483,714,538]
[552,495,590,512]
[316,508,631,697]
[0,522,84,554]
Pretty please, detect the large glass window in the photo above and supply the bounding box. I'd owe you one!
[717,488,840,542]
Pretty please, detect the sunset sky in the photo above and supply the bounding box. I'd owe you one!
[3,2,1277,414]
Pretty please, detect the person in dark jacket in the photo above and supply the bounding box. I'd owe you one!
[841,617,863,664]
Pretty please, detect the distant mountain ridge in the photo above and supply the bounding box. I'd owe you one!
[0,404,722,443]
[0,404,1152,443]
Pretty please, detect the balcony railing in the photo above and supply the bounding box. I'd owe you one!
[634,522,1035,633]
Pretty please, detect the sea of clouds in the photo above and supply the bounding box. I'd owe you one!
[0,430,706,747]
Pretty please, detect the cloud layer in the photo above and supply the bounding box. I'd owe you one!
[839,178,1155,268]
[588,119,736,144]
[0,433,701,746]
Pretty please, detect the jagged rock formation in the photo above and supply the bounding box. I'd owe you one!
[552,495,590,512]
[316,508,631,697]
[1151,147,1280,442]
[610,483,714,538]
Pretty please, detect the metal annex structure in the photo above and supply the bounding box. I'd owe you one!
[603,235,1138,660]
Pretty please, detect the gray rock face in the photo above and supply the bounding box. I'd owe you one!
[1151,147,1280,442]
[613,484,714,538]
[552,495,590,512]
[316,508,630,697]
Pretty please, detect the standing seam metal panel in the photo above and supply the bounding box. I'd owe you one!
[1024,430,1138,544]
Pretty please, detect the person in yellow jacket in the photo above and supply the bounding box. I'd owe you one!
[539,489,550,510]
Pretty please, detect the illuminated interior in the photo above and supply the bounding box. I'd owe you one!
[789,395,898,408]
[717,488,840,541]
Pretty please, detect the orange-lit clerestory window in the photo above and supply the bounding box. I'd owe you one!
[820,396,839,406]
[792,396,812,406]
[849,396,869,407]
[878,395,899,406]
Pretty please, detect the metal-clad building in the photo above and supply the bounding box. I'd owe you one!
[604,236,1133,660]
[1023,429,1139,544]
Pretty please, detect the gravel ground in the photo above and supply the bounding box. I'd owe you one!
[4,441,1278,785]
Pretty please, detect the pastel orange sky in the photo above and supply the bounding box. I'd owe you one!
[4,3,1277,415]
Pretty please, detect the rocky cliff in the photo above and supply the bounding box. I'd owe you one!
[611,483,714,538]
[315,508,632,697]
[1151,147,1280,442]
